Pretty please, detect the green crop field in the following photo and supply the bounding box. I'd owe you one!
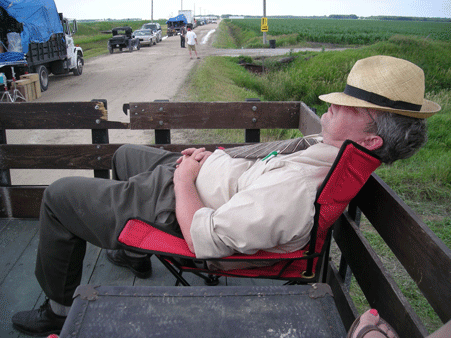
[222,18,450,46]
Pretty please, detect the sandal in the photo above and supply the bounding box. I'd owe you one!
[347,310,400,338]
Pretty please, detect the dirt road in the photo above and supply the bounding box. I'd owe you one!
[38,24,219,123]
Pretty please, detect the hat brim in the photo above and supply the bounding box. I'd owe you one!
[319,92,441,119]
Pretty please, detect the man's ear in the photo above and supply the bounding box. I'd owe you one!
[360,135,383,151]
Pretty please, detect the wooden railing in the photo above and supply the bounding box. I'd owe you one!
[0,100,449,338]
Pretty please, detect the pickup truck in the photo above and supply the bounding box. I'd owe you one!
[108,27,140,53]
[0,100,449,337]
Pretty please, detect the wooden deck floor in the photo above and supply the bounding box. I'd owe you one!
[0,218,283,338]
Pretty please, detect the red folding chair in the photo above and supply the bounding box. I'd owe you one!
[118,140,381,286]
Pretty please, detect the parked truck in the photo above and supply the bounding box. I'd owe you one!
[0,0,83,91]
[178,10,195,27]
[166,14,187,37]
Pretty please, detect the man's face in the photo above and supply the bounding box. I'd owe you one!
[321,104,382,150]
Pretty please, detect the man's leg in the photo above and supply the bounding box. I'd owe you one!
[108,145,182,277]
[36,145,180,304]
[112,144,180,181]
[13,146,180,335]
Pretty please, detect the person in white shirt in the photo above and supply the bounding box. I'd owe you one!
[12,55,441,337]
[185,26,199,59]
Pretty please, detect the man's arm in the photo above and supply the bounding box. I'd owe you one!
[173,148,211,253]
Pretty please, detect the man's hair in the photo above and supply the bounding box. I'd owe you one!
[362,109,428,164]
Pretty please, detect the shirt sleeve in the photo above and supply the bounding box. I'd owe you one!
[190,166,318,259]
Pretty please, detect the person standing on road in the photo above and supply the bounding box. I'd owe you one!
[180,24,187,48]
[186,26,200,59]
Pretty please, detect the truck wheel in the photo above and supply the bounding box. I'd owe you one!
[37,65,49,92]
[108,46,113,54]
[73,55,83,76]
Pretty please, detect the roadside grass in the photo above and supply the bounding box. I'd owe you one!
[186,30,450,333]
[73,20,168,59]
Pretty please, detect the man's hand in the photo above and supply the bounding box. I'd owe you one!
[178,147,212,163]
[174,148,212,185]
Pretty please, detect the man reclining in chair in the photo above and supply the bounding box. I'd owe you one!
[12,55,440,336]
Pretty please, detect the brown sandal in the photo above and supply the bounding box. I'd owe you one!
[347,311,400,338]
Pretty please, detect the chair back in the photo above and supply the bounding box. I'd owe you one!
[307,140,382,271]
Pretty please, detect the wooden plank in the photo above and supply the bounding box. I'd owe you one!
[148,143,251,153]
[0,102,128,130]
[0,219,39,283]
[129,101,301,130]
[0,220,43,338]
[87,249,136,286]
[80,243,102,285]
[0,218,9,234]
[225,276,284,287]
[299,102,322,136]
[134,255,181,287]
[354,175,451,323]
[0,187,44,218]
[326,262,358,331]
[334,212,428,338]
[0,144,123,169]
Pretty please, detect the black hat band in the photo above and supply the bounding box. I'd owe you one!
[344,85,422,112]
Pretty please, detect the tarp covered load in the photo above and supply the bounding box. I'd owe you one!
[166,14,187,24]
[0,0,63,54]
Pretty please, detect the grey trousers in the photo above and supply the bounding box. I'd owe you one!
[35,145,181,306]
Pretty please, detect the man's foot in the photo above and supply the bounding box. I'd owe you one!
[106,249,152,279]
[12,299,66,336]
[347,309,399,338]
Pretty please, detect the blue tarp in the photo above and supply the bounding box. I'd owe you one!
[166,14,187,24]
[0,0,63,54]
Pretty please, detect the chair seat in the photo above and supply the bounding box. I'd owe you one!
[119,218,320,280]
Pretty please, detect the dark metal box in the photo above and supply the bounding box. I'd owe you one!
[60,284,346,338]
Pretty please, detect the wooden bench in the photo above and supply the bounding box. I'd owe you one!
[0,100,450,338]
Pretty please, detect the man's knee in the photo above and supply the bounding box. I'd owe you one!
[112,144,135,165]
[43,177,76,206]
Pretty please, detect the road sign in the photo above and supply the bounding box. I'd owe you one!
[261,17,268,32]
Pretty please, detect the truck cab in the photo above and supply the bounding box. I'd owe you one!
[61,16,83,75]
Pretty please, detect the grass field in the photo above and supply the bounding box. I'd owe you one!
[215,18,451,48]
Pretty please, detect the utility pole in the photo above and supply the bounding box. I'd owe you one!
[151,0,153,21]
[263,0,267,44]
[181,0,183,11]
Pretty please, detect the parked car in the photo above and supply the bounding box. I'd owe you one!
[108,26,140,53]
[132,29,156,47]
[141,22,162,42]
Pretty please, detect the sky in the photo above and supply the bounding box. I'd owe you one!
[55,0,450,20]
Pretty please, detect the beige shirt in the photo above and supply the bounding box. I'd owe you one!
[190,142,339,261]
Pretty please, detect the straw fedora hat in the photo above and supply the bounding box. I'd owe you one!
[319,55,441,118]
